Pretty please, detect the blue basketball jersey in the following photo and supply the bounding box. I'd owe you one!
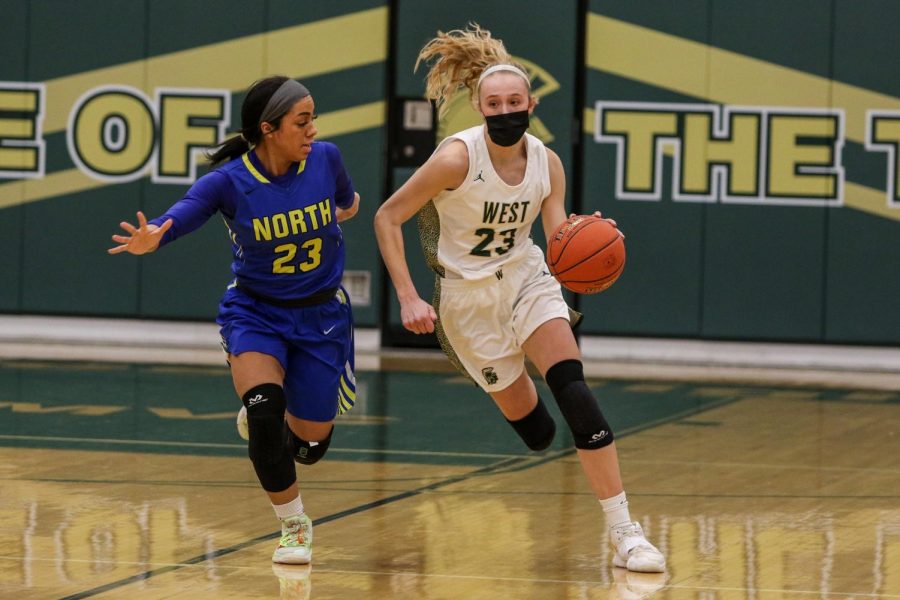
[151,142,355,299]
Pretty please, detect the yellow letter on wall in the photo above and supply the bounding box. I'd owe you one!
[0,83,44,178]
[155,90,229,184]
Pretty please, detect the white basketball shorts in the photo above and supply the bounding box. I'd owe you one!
[437,245,570,393]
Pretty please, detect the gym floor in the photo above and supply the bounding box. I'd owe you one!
[2,359,899,599]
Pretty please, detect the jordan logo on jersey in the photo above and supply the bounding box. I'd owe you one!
[473,170,485,183]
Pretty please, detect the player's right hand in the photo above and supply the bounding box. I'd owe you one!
[108,211,173,255]
[400,297,437,334]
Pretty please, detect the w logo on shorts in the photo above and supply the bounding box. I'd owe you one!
[481,367,498,385]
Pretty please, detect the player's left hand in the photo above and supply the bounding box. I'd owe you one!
[569,211,617,228]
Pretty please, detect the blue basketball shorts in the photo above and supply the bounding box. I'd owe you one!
[217,286,356,421]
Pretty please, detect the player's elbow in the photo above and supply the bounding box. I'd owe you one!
[337,193,360,222]
[373,204,393,231]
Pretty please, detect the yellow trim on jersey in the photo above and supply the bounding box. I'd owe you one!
[241,153,305,183]
[338,390,355,414]
[241,152,270,183]
[340,376,356,401]
[337,361,356,415]
[338,394,354,414]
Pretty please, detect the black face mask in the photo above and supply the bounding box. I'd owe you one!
[484,110,530,146]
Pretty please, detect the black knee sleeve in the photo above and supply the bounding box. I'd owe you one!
[289,425,333,465]
[242,383,296,492]
[545,359,615,450]
[506,397,556,451]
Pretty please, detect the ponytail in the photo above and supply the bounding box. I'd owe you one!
[206,133,251,166]
[415,23,527,118]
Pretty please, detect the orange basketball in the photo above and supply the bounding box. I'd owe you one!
[546,215,626,294]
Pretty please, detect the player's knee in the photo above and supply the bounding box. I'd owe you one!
[242,383,296,491]
[243,383,288,464]
[545,359,615,450]
[290,425,334,465]
[507,397,556,451]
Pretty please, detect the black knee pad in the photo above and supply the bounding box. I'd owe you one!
[242,383,296,492]
[545,359,615,450]
[506,397,556,451]
[289,425,333,465]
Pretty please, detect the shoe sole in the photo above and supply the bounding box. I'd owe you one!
[613,556,666,573]
[272,552,312,565]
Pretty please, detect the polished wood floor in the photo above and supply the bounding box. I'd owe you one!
[1,362,899,599]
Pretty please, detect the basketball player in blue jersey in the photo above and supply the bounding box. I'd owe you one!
[375,26,666,575]
[109,76,360,567]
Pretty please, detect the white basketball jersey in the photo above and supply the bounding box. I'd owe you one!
[430,125,550,280]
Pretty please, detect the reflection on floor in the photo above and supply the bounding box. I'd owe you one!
[1,360,899,598]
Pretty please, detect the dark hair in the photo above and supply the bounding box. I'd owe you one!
[206,75,290,166]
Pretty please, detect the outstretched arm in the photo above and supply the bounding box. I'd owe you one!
[108,211,173,255]
[108,171,229,256]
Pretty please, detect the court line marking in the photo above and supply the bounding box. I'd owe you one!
[0,475,464,487]
[0,393,739,475]
[52,394,746,599]
[0,434,520,459]
[480,395,742,478]
[254,566,900,597]
[5,556,898,597]
[7,474,896,500]
[56,456,528,600]
[0,556,217,569]
[624,457,900,474]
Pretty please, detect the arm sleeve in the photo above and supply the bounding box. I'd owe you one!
[148,170,232,247]
[323,142,356,209]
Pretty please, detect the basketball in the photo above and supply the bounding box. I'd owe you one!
[546,215,626,294]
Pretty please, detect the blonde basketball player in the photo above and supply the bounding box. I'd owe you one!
[374,24,665,573]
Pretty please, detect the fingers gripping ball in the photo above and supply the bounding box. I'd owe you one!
[547,215,626,294]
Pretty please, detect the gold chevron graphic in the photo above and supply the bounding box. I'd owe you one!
[5,9,899,220]
[584,13,900,222]
[0,7,388,209]
[43,7,387,135]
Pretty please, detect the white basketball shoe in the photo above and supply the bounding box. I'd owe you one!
[610,522,666,573]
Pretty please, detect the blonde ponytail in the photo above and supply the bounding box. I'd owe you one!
[414,23,528,117]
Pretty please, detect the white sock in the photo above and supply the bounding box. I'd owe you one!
[273,495,304,520]
[599,491,631,529]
